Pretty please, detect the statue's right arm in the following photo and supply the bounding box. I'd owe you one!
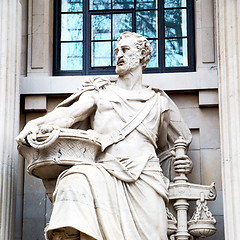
[16,90,98,145]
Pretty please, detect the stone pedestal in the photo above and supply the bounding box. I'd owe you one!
[0,0,22,239]
[216,0,240,239]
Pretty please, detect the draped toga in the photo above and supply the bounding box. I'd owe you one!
[45,78,191,240]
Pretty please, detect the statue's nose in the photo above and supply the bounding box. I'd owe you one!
[117,49,124,58]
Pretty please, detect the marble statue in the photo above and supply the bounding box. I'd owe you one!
[16,32,193,240]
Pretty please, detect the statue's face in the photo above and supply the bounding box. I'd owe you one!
[115,38,142,76]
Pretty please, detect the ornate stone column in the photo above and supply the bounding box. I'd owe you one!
[216,0,240,238]
[0,0,22,239]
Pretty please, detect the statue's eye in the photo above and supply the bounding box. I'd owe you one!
[122,47,129,53]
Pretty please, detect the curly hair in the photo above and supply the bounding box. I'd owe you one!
[118,31,152,71]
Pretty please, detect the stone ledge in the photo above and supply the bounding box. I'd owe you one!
[20,68,218,94]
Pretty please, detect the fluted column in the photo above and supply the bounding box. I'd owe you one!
[0,0,22,239]
[216,1,240,239]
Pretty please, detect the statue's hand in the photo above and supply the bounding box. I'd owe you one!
[16,122,40,146]
[173,155,193,175]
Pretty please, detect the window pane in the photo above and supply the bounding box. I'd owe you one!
[61,42,83,70]
[136,0,157,10]
[165,38,188,67]
[91,14,111,40]
[147,40,158,68]
[61,14,83,41]
[90,0,111,10]
[91,41,111,67]
[113,14,132,40]
[165,0,186,8]
[136,11,158,38]
[165,9,187,37]
[112,40,118,66]
[61,0,83,12]
[113,0,134,9]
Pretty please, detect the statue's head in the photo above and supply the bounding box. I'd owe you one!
[115,32,152,75]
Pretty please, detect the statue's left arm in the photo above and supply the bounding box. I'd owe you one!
[157,94,193,176]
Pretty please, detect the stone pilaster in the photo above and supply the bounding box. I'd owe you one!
[0,0,22,239]
[216,0,240,239]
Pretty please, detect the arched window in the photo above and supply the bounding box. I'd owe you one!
[54,0,195,75]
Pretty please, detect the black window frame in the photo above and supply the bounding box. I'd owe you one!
[53,0,195,76]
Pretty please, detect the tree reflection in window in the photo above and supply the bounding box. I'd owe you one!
[90,0,159,68]
[54,0,195,75]
[164,1,188,67]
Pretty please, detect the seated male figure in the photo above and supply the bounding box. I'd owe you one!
[17,32,192,240]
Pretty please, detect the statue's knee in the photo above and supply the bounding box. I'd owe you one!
[61,173,89,187]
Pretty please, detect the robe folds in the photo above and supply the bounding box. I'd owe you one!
[45,77,191,240]
[46,155,168,240]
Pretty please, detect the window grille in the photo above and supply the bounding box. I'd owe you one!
[54,0,195,75]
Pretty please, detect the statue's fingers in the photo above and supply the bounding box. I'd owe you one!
[175,159,192,165]
[175,169,188,173]
[174,165,188,169]
[175,167,192,173]
[174,155,189,160]
[173,159,188,165]
[48,125,54,132]
[40,124,54,134]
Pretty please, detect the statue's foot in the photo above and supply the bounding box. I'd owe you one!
[51,231,64,240]
[51,227,80,240]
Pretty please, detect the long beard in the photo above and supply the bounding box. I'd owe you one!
[116,56,140,75]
